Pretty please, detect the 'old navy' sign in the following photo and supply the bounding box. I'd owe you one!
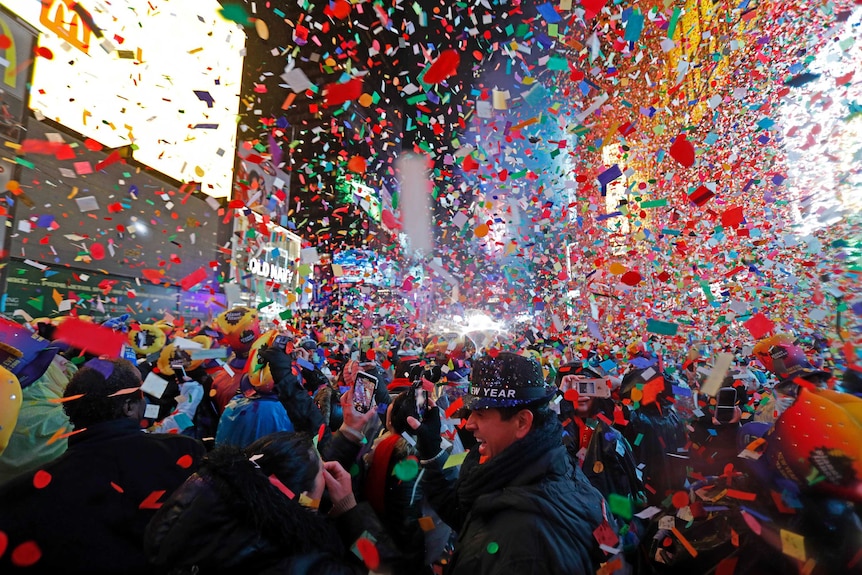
[470,386,516,398]
[248,258,293,284]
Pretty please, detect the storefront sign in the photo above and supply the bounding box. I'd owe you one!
[248,258,293,284]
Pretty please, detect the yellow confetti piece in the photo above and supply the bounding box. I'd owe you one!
[68,186,79,199]
[780,529,806,562]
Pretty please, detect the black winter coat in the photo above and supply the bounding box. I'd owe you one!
[0,419,204,574]
[144,446,401,575]
[426,445,603,575]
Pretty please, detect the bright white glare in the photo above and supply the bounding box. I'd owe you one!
[461,312,504,334]
[13,0,245,199]
[778,7,862,234]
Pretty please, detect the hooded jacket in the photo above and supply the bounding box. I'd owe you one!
[145,445,400,575]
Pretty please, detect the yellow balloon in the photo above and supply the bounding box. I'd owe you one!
[0,367,22,456]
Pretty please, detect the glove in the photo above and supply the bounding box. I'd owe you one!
[259,347,302,397]
[410,406,442,460]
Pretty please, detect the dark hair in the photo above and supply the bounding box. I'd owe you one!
[63,358,142,428]
[244,432,320,495]
[200,438,342,558]
[496,401,555,429]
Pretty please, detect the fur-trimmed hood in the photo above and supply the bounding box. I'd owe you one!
[145,446,342,574]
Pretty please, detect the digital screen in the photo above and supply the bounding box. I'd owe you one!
[332,249,397,286]
[10,118,223,283]
[9,0,245,198]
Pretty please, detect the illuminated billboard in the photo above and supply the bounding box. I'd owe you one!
[9,0,245,198]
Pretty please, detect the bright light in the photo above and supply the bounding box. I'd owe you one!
[12,0,245,198]
[461,312,503,334]
[778,6,862,234]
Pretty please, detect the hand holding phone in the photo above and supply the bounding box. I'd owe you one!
[353,371,377,413]
[560,375,612,399]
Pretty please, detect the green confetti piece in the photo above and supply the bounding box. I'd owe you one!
[546,55,569,71]
[486,542,499,554]
[15,157,35,169]
[393,458,420,481]
[667,8,680,38]
[633,433,644,446]
[608,493,633,521]
[646,319,679,336]
[218,4,252,26]
[640,198,668,209]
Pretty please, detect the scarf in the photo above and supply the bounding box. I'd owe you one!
[455,416,563,511]
[365,433,402,515]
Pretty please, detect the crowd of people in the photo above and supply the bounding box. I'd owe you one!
[0,307,860,574]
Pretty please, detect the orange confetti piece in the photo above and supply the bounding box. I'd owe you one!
[47,393,85,404]
[46,426,86,446]
[670,526,698,558]
[107,387,142,397]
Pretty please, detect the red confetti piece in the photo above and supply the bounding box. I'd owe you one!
[110,482,124,493]
[84,138,103,151]
[582,0,608,19]
[90,243,106,260]
[54,318,127,357]
[268,474,295,499]
[347,155,366,173]
[32,470,52,489]
[620,271,642,286]
[563,389,579,403]
[0,530,7,558]
[669,135,695,167]
[176,454,194,469]
[139,490,166,509]
[34,46,53,59]
[355,537,380,571]
[423,49,460,84]
[180,267,208,291]
[688,185,715,206]
[721,206,745,228]
[725,489,757,501]
[671,490,689,509]
[11,541,41,567]
[95,150,123,171]
[324,77,363,107]
[444,396,464,419]
[743,313,774,339]
[0,35,10,50]
[142,268,164,284]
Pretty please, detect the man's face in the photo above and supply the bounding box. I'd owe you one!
[465,408,526,461]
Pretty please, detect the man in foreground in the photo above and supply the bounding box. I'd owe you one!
[409,351,616,575]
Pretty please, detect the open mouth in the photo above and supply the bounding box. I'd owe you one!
[475,438,487,455]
